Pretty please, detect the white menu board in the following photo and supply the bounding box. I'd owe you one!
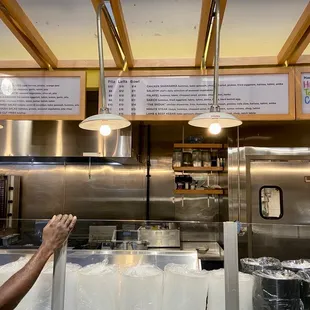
[301,73,310,114]
[106,74,289,116]
[0,73,85,120]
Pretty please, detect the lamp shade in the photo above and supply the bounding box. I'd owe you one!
[79,113,131,130]
[188,112,242,128]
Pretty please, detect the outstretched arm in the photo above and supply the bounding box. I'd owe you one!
[0,214,77,310]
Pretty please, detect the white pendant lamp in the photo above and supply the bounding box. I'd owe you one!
[79,2,130,135]
[189,0,242,134]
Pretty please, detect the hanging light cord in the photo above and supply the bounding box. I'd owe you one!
[97,2,109,114]
[210,0,221,113]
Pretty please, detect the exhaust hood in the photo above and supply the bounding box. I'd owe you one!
[0,120,135,162]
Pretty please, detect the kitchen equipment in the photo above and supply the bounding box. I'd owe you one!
[172,149,182,168]
[88,226,116,243]
[240,257,281,274]
[139,229,180,248]
[253,269,301,310]
[0,175,20,230]
[182,152,193,166]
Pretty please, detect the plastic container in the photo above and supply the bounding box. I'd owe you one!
[77,262,118,310]
[162,264,208,310]
[253,269,302,310]
[298,270,310,310]
[120,265,163,310]
[240,257,282,274]
[207,269,254,310]
[282,259,310,273]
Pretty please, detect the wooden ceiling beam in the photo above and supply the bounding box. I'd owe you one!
[277,2,310,64]
[0,10,48,68]
[110,0,134,68]
[205,0,227,67]
[0,0,58,68]
[195,0,213,67]
[91,0,124,69]
[287,27,310,64]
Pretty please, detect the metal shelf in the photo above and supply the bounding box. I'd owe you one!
[173,143,223,149]
[174,189,224,195]
[173,167,223,172]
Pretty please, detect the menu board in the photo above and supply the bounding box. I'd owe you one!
[105,74,290,117]
[0,72,86,120]
[301,73,310,113]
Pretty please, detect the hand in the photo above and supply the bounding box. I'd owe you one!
[41,214,77,254]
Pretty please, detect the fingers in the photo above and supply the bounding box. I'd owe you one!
[65,214,73,227]
[69,216,77,231]
[60,214,69,225]
[54,214,62,223]
[47,215,56,226]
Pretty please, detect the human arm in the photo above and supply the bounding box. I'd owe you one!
[0,214,77,310]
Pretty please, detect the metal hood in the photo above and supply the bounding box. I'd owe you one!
[0,120,134,161]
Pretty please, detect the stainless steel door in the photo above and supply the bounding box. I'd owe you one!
[248,159,310,259]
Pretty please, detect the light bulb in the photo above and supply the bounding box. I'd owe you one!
[209,122,222,135]
[1,78,13,96]
[99,124,111,136]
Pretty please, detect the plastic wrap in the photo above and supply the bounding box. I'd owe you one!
[282,259,310,273]
[253,269,303,310]
[162,264,208,310]
[240,257,282,274]
[298,270,310,310]
[120,264,163,310]
[207,269,254,310]
[78,262,118,310]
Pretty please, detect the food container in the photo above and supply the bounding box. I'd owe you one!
[297,270,310,310]
[172,149,182,168]
[162,264,208,310]
[282,259,310,273]
[202,151,211,167]
[192,149,202,167]
[253,269,302,310]
[240,257,282,274]
[182,152,193,166]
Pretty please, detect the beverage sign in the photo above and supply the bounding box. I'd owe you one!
[301,73,310,113]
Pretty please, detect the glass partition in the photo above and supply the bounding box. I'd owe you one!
[0,218,225,309]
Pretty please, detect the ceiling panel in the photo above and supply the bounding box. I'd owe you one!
[303,43,310,55]
[17,0,114,61]
[121,0,201,59]
[220,0,309,57]
[0,20,33,60]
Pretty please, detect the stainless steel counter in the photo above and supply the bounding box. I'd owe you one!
[181,242,224,261]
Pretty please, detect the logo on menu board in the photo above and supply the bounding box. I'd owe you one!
[304,76,310,104]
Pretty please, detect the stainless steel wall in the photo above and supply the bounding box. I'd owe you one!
[0,119,227,234]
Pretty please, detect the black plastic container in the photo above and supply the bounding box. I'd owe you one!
[253,270,302,310]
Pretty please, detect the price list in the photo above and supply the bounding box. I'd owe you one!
[105,74,289,116]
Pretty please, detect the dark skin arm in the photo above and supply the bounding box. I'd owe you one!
[0,214,77,310]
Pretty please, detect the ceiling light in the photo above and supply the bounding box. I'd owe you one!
[189,0,242,133]
[0,125,3,129]
[79,2,130,135]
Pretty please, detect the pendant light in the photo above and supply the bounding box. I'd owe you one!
[189,0,242,134]
[79,2,130,135]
